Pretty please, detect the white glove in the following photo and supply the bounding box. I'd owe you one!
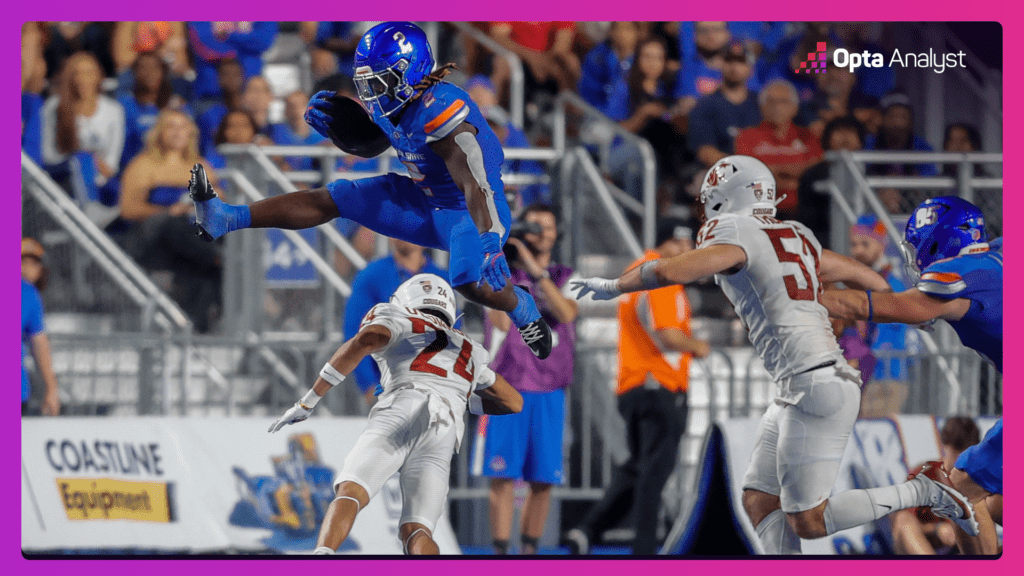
[269,402,314,433]
[570,277,622,301]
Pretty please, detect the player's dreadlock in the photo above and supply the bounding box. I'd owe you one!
[412,63,459,94]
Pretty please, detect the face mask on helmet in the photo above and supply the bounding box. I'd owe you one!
[354,22,434,118]
[903,196,988,274]
[354,61,415,117]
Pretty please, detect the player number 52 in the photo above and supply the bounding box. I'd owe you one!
[765,227,820,302]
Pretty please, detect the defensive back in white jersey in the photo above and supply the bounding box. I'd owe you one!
[696,213,842,383]
[360,302,496,426]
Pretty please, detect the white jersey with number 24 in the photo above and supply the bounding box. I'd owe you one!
[360,302,496,445]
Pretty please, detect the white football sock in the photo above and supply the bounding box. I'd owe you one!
[823,479,926,535]
[755,509,802,555]
[313,546,335,555]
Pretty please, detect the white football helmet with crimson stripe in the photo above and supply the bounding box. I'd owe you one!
[699,155,779,221]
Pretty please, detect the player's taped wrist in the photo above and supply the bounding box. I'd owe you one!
[299,389,321,410]
[480,231,502,254]
[468,394,485,416]
[319,363,346,386]
[638,261,661,290]
[865,290,874,322]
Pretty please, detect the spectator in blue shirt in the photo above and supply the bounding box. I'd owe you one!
[197,58,245,158]
[22,24,45,165]
[118,51,192,170]
[342,239,451,405]
[865,93,939,184]
[687,42,761,167]
[22,91,44,165]
[674,22,762,118]
[188,22,277,104]
[679,22,789,66]
[578,21,640,114]
[606,37,686,198]
[300,21,361,80]
[21,238,60,417]
[240,75,276,140]
[269,90,329,171]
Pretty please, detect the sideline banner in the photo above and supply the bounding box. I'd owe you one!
[22,417,461,554]
[719,414,998,555]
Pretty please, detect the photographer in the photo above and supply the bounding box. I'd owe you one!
[472,203,579,554]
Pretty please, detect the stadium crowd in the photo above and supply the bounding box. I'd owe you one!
[20,21,1000,555]
[21,23,990,311]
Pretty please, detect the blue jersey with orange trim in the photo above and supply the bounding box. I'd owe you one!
[368,81,506,210]
[917,239,1002,372]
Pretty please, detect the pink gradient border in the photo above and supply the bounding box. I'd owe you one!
[8,4,1015,576]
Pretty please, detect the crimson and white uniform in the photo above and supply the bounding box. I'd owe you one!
[335,302,496,530]
[697,213,862,513]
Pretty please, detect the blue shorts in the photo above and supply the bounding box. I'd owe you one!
[472,389,566,485]
[327,173,510,288]
[955,418,1002,495]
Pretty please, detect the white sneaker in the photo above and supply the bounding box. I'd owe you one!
[913,472,980,536]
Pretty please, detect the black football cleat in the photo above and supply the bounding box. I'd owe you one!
[188,163,216,201]
[518,317,553,359]
[188,163,216,242]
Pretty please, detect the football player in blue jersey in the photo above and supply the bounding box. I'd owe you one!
[188,22,552,359]
[823,196,1002,555]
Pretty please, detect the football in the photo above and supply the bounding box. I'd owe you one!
[323,94,392,158]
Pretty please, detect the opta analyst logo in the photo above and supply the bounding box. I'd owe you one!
[833,46,967,74]
[794,42,828,74]
[797,41,967,74]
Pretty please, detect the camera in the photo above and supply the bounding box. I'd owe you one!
[502,220,542,263]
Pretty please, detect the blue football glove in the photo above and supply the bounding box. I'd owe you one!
[189,163,250,242]
[479,232,511,292]
[304,90,336,141]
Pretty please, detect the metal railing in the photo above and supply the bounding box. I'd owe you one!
[824,149,1002,249]
[561,147,644,260]
[553,91,657,248]
[449,22,525,129]
[221,168,353,297]
[22,153,190,333]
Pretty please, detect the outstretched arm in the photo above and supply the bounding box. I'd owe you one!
[269,324,391,432]
[310,324,392,397]
[821,287,971,325]
[573,244,745,300]
[819,249,892,292]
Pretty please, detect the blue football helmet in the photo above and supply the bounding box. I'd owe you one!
[901,196,987,282]
[353,22,434,117]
